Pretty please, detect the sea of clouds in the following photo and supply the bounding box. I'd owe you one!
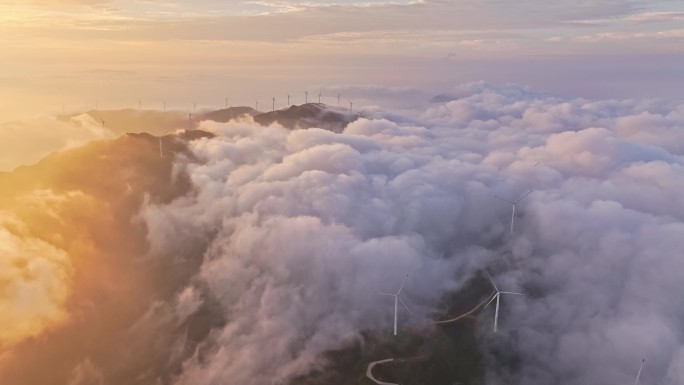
[140,82,684,385]
[3,82,684,385]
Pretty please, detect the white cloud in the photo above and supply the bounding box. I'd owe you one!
[137,83,684,385]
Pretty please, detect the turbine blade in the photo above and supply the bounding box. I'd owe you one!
[500,291,525,296]
[494,195,515,205]
[635,358,644,385]
[398,296,413,315]
[481,293,499,311]
[515,189,534,204]
[397,274,409,295]
[486,271,499,292]
[376,292,396,297]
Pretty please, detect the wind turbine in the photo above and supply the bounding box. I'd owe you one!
[255,100,259,111]
[494,190,533,234]
[635,358,644,385]
[482,272,524,333]
[225,98,229,109]
[348,99,353,113]
[287,93,290,106]
[376,274,413,336]
[272,97,275,112]
[188,112,194,130]
[318,90,322,104]
[337,93,341,105]
[93,112,105,128]
[163,101,166,112]
[305,91,308,104]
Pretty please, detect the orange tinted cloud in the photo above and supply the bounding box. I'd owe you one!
[0,213,73,347]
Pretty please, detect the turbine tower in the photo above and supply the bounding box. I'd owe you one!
[348,99,353,113]
[482,272,524,333]
[376,274,413,336]
[272,97,275,112]
[255,100,259,111]
[494,190,533,234]
[635,358,644,385]
[287,93,290,106]
[188,112,193,130]
[163,101,166,112]
[305,91,308,104]
[318,90,322,104]
[225,98,229,109]
[337,93,341,105]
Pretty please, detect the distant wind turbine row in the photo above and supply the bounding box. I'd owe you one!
[79,89,355,115]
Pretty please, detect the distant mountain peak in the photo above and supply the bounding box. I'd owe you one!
[253,103,355,133]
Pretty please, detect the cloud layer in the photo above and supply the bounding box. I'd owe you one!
[138,83,684,385]
[0,212,72,347]
[3,82,684,385]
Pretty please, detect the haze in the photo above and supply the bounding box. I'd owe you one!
[2,0,684,122]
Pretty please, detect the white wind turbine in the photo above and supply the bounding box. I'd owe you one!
[272,97,275,112]
[287,93,290,106]
[318,90,322,103]
[188,112,194,130]
[494,190,533,234]
[348,99,353,113]
[482,272,524,333]
[337,93,341,105]
[376,274,413,336]
[305,91,308,103]
[635,358,645,385]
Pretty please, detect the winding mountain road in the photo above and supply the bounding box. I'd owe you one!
[366,358,399,385]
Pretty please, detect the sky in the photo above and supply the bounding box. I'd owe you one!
[1,0,684,121]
